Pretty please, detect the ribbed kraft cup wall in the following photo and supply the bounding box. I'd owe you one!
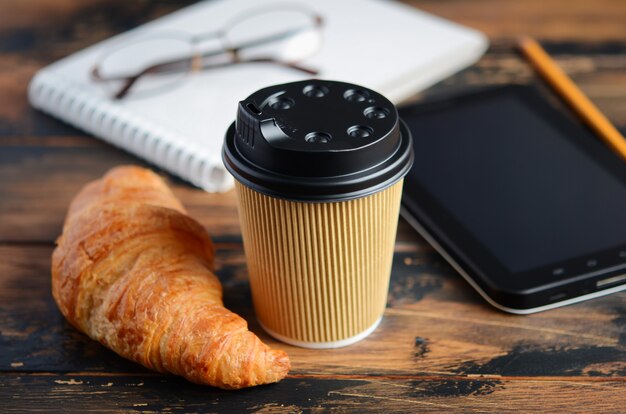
[235,180,404,344]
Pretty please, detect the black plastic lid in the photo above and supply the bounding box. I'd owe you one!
[222,80,413,202]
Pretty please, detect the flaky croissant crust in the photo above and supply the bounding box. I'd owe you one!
[51,166,289,389]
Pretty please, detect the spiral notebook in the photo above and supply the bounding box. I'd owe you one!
[28,0,487,192]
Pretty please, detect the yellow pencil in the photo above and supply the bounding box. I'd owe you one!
[518,36,626,161]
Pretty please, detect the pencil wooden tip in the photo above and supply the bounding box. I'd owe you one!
[516,35,535,48]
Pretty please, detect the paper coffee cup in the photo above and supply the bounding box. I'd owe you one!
[223,80,413,348]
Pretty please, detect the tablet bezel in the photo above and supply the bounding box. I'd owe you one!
[399,85,626,311]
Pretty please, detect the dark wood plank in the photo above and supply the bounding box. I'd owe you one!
[0,144,421,243]
[0,0,198,56]
[3,245,625,379]
[2,0,626,410]
[405,0,626,41]
[2,373,625,413]
[0,145,244,242]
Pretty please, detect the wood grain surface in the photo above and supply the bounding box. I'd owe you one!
[1,0,626,412]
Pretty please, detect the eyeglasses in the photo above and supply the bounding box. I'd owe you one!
[91,4,324,99]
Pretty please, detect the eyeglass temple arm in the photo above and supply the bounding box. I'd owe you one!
[91,66,136,99]
[91,57,197,99]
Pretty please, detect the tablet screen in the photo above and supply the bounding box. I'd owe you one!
[403,92,626,273]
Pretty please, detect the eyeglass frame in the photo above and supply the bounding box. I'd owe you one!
[91,4,324,99]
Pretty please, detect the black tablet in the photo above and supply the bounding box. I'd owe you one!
[399,85,626,313]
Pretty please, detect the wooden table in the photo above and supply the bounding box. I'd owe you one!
[2,1,626,412]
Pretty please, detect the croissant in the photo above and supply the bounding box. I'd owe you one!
[51,165,290,389]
